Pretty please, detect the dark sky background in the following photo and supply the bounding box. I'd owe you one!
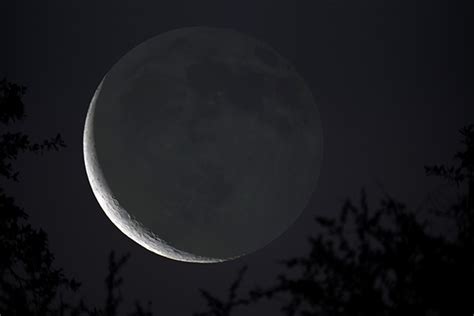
[2,0,472,315]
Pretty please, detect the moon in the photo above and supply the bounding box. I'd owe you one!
[83,27,323,263]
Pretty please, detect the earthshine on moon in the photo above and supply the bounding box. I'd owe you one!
[83,27,323,263]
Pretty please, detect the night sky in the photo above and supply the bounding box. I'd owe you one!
[2,1,472,315]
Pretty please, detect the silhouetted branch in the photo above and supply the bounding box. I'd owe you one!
[128,300,153,316]
[0,78,26,124]
[425,124,474,243]
[104,251,131,316]
[0,78,66,183]
[194,266,249,316]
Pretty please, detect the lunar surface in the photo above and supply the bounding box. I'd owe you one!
[83,27,323,262]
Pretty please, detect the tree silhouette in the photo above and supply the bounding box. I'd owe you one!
[0,78,82,315]
[194,267,249,316]
[3,77,472,315]
[0,78,152,316]
[425,124,474,245]
[196,125,474,316]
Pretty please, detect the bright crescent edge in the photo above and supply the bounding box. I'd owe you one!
[83,79,234,263]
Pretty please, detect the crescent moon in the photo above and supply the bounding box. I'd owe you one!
[83,27,323,263]
[84,80,226,263]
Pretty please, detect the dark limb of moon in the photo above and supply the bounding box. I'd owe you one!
[83,27,323,263]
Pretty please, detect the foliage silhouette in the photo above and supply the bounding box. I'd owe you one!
[196,125,474,316]
[0,79,151,316]
[2,77,472,315]
[194,267,249,316]
[0,78,79,315]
